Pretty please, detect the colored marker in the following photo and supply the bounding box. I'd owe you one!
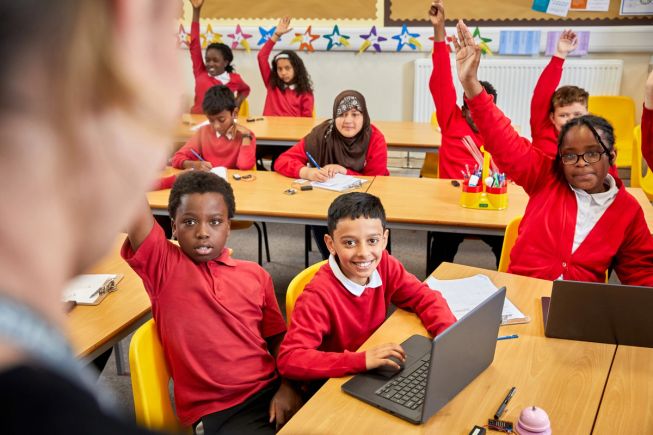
[497,334,519,341]
[190,148,205,161]
[305,151,321,170]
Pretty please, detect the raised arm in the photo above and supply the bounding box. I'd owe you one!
[189,0,206,77]
[642,69,653,168]
[258,17,293,85]
[126,201,155,252]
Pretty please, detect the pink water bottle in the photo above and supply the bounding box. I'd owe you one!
[516,406,552,435]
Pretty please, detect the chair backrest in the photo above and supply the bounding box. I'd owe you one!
[588,96,635,168]
[631,124,653,200]
[238,99,250,118]
[420,113,440,179]
[285,260,327,325]
[129,319,189,433]
[497,216,523,273]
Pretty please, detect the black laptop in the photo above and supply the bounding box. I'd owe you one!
[341,287,506,424]
[542,280,653,347]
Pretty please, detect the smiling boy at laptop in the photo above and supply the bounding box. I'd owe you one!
[277,193,456,394]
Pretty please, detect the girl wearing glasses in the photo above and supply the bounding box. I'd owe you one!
[452,19,653,285]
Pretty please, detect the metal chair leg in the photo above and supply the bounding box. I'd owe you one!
[262,222,270,262]
[114,342,128,375]
[253,222,263,265]
[304,226,311,268]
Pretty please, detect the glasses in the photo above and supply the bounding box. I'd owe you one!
[560,150,607,165]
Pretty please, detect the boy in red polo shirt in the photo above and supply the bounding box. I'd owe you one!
[122,172,301,434]
[277,193,456,391]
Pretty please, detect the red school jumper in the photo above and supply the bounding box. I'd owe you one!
[170,124,256,170]
[468,89,653,285]
[189,21,250,114]
[273,125,390,178]
[121,223,287,426]
[277,251,456,380]
[641,106,653,168]
[257,39,314,117]
[430,41,486,179]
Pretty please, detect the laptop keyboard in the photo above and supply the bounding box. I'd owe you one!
[374,355,431,410]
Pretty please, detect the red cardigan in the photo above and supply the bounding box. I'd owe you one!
[257,39,314,117]
[430,42,486,179]
[468,90,653,285]
[277,251,455,380]
[189,22,250,114]
[170,125,256,170]
[642,106,653,168]
[273,124,390,178]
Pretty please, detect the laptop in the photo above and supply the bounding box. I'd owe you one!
[542,280,653,347]
[341,286,506,424]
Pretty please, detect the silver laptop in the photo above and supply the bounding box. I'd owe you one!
[341,287,506,424]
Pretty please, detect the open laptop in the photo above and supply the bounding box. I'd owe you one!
[341,287,506,424]
[542,280,653,347]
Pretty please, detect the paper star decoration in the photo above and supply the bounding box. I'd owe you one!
[257,26,276,46]
[178,23,190,49]
[227,25,252,52]
[323,25,350,51]
[203,23,223,47]
[291,26,320,52]
[427,34,454,53]
[472,27,493,56]
[358,26,386,54]
[392,24,422,52]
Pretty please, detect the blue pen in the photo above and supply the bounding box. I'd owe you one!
[497,334,519,341]
[305,151,321,170]
[190,148,205,162]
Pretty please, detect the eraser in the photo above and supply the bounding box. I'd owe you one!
[300,185,313,191]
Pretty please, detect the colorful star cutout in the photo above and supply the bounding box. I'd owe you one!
[427,34,454,53]
[358,26,386,54]
[227,25,252,52]
[203,23,223,48]
[291,26,320,52]
[472,27,493,56]
[177,23,190,49]
[323,25,350,51]
[392,24,422,52]
[257,26,276,46]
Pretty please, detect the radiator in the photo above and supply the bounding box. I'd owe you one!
[413,57,623,139]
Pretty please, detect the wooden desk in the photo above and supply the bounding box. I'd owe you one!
[279,263,616,435]
[593,345,653,434]
[66,236,151,359]
[175,115,441,153]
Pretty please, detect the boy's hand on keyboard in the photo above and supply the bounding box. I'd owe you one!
[365,343,406,370]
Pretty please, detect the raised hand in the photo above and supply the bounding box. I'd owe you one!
[555,29,578,58]
[429,0,446,42]
[274,17,293,39]
[189,0,203,9]
[451,20,482,98]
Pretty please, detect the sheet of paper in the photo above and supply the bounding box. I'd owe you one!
[426,274,529,325]
[62,274,117,304]
[210,166,228,180]
[499,31,541,55]
[620,0,653,15]
[571,0,610,11]
[545,31,590,56]
[532,0,572,16]
[190,120,210,131]
[311,173,367,192]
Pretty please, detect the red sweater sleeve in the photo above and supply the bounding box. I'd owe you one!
[530,56,563,142]
[276,291,367,380]
[642,106,653,169]
[614,205,653,286]
[429,42,459,131]
[346,126,389,176]
[231,73,251,99]
[170,132,202,169]
[190,21,206,78]
[466,90,553,195]
[386,256,456,335]
[274,139,308,178]
[257,38,274,85]
[300,93,315,118]
[153,175,176,191]
[236,134,256,170]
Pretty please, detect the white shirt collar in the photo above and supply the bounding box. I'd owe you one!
[215,129,234,140]
[328,254,382,297]
[570,174,618,206]
[211,70,230,84]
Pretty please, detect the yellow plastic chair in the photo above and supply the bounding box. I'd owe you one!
[588,96,635,168]
[285,260,327,325]
[420,113,440,178]
[129,319,190,433]
[631,124,653,200]
[237,98,250,118]
[497,216,523,273]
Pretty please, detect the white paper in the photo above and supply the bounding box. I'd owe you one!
[426,274,529,325]
[547,0,572,16]
[190,120,209,131]
[311,173,367,192]
[620,0,653,15]
[210,166,228,180]
[62,274,117,304]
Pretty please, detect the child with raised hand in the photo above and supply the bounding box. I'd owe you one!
[641,69,653,168]
[453,20,653,285]
[426,0,503,273]
[123,171,302,433]
[189,0,250,114]
[277,193,455,393]
[171,85,256,171]
[257,17,314,117]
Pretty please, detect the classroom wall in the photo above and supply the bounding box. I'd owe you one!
[177,48,651,122]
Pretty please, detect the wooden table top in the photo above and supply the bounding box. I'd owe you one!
[65,236,151,359]
[279,263,616,435]
[174,115,441,150]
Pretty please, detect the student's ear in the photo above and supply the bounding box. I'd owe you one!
[382,228,390,250]
[549,112,556,125]
[324,233,336,256]
[609,148,617,165]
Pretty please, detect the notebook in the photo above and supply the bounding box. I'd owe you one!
[62,274,122,305]
[426,274,529,325]
[311,173,367,192]
[210,166,228,180]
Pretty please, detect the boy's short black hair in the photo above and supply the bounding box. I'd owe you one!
[557,114,616,165]
[327,192,387,235]
[168,171,235,219]
[206,42,234,73]
[202,85,236,116]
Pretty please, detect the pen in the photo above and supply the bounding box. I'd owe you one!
[497,334,519,340]
[190,148,205,162]
[305,151,321,170]
[494,387,516,419]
